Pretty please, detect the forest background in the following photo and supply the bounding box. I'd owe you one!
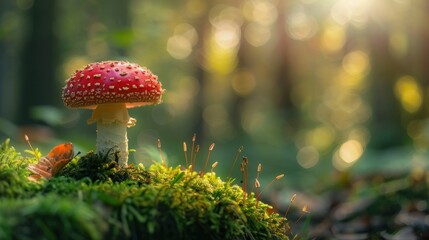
[1,0,428,197]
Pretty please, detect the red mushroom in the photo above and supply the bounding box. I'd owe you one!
[62,61,164,167]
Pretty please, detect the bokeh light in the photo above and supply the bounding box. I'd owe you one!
[242,0,278,26]
[244,23,272,47]
[166,23,198,59]
[297,146,319,169]
[165,76,200,116]
[333,139,364,171]
[342,51,370,77]
[389,30,408,59]
[394,75,422,113]
[321,24,346,53]
[330,0,372,26]
[287,11,318,41]
[231,71,256,96]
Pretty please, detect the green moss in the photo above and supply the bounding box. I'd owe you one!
[0,194,107,240]
[58,151,151,184]
[0,139,291,240]
[0,139,41,198]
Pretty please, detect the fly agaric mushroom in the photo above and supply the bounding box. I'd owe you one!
[62,61,164,167]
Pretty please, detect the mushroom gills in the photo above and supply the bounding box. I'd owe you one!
[87,103,136,127]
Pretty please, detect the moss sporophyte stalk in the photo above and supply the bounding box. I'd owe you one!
[0,138,300,240]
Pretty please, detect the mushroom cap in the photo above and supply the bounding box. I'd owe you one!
[62,61,164,109]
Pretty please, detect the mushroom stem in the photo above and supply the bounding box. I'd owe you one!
[88,103,136,167]
[96,120,129,167]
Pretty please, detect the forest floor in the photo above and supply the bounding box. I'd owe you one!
[289,170,429,239]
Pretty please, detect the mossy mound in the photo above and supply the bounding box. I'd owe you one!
[58,150,151,184]
[0,139,291,240]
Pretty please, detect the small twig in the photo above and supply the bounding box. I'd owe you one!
[295,204,310,224]
[192,144,199,173]
[228,146,243,178]
[183,142,188,168]
[256,163,262,179]
[203,143,215,174]
[257,174,284,199]
[241,157,249,201]
[24,134,35,153]
[251,163,262,193]
[255,178,261,208]
[157,139,165,167]
[284,194,297,218]
[190,134,196,169]
[210,161,218,173]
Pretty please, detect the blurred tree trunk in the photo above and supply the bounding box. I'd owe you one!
[275,0,297,130]
[18,0,59,125]
[414,2,429,119]
[367,23,407,149]
[230,44,248,134]
[0,1,19,123]
[0,1,10,120]
[274,0,294,110]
